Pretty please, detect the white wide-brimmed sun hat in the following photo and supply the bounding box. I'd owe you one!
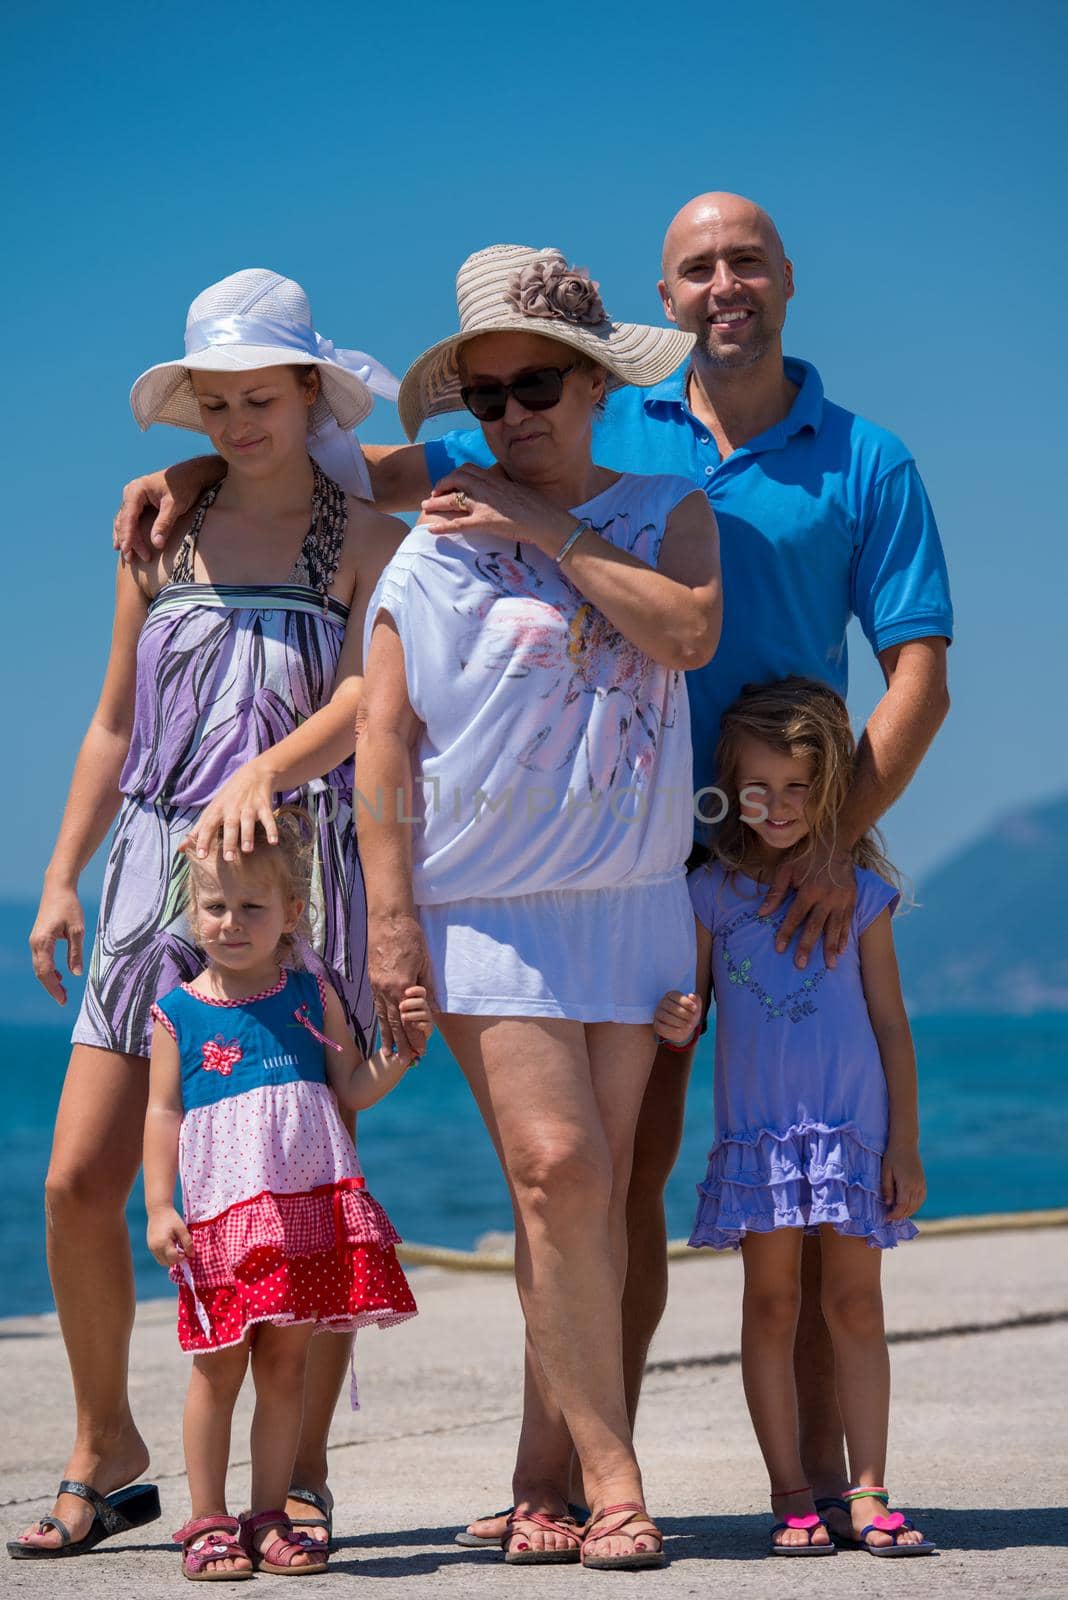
[398,244,694,441]
[130,268,399,436]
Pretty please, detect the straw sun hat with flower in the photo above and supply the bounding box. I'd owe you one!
[398,244,695,441]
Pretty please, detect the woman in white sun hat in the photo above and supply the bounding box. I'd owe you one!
[13,270,405,1569]
[358,244,722,1570]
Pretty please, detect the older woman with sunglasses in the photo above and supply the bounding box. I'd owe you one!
[358,245,721,1570]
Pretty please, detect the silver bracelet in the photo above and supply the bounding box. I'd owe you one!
[555,518,591,563]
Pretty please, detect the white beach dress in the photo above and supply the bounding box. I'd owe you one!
[364,472,700,1021]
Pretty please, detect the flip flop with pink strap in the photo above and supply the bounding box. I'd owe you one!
[240,1509,328,1575]
[768,1513,837,1556]
[842,1487,937,1556]
[856,1510,937,1557]
[173,1516,253,1582]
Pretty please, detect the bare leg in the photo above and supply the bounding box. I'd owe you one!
[16,1046,151,1550]
[284,1099,356,1541]
[459,1335,573,1544]
[247,1323,319,1565]
[441,1014,662,1564]
[462,1032,693,1542]
[182,1341,253,1575]
[818,1229,927,1549]
[286,1330,350,1540]
[795,1233,850,1535]
[622,1039,694,1422]
[740,1230,831,1550]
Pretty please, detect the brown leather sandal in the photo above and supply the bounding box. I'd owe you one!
[501,1510,582,1565]
[581,1502,665,1570]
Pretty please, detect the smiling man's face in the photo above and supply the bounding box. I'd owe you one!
[658,192,794,371]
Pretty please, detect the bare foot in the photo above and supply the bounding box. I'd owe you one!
[770,1488,832,1550]
[16,1429,150,1550]
[463,1508,511,1542]
[850,1493,928,1549]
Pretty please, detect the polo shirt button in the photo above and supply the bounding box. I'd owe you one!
[700,435,711,444]
[704,465,714,475]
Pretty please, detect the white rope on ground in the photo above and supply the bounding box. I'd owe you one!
[395,1207,1068,1272]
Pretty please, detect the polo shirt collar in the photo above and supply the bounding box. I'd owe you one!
[642,355,825,445]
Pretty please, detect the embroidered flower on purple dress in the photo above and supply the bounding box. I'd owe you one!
[506,252,609,326]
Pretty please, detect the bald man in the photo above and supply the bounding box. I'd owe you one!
[116,195,952,1550]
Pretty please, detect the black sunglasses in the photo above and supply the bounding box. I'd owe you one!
[460,365,575,423]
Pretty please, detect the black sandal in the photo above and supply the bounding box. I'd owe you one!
[7,1480,161,1560]
[286,1486,333,1550]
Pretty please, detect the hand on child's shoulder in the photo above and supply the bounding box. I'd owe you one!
[654,990,702,1047]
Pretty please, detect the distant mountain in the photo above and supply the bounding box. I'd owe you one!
[896,792,1068,1015]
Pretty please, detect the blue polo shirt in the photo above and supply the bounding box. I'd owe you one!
[424,357,953,798]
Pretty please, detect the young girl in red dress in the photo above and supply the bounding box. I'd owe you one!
[144,813,428,1578]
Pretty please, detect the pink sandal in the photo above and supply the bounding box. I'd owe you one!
[240,1509,329,1575]
[172,1516,254,1582]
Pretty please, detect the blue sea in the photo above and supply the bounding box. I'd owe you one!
[3,1014,1066,1319]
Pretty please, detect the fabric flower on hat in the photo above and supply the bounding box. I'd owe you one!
[506,252,609,327]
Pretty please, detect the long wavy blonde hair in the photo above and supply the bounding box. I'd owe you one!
[713,676,902,893]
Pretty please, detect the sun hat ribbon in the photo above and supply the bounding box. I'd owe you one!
[184,313,321,360]
[313,335,400,401]
[183,315,401,402]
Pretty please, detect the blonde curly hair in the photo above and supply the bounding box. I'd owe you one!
[184,804,316,961]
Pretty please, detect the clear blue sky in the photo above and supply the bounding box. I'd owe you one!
[2,0,1065,900]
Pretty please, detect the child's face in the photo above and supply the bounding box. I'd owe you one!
[191,858,302,975]
[736,735,815,855]
[190,366,316,475]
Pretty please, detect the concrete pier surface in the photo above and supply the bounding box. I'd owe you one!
[2,1224,1065,1596]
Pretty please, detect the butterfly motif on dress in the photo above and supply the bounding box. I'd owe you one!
[201,1036,243,1075]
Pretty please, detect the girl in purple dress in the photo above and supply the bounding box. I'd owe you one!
[655,677,935,1560]
[13,271,404,1561]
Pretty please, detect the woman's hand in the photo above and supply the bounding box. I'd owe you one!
[147,1204,193,1268]
[182,762,280,862]
[420,465,575,558]
[368,912,437,1061]
[654,990,701,1048]
[881,1138,926,1220]
[29,882,86,1005]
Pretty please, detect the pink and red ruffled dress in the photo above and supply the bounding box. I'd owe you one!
[688,862,918,1252]
[151,968,416,1352]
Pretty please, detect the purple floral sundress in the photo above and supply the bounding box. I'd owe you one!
[72,465,372,1058]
